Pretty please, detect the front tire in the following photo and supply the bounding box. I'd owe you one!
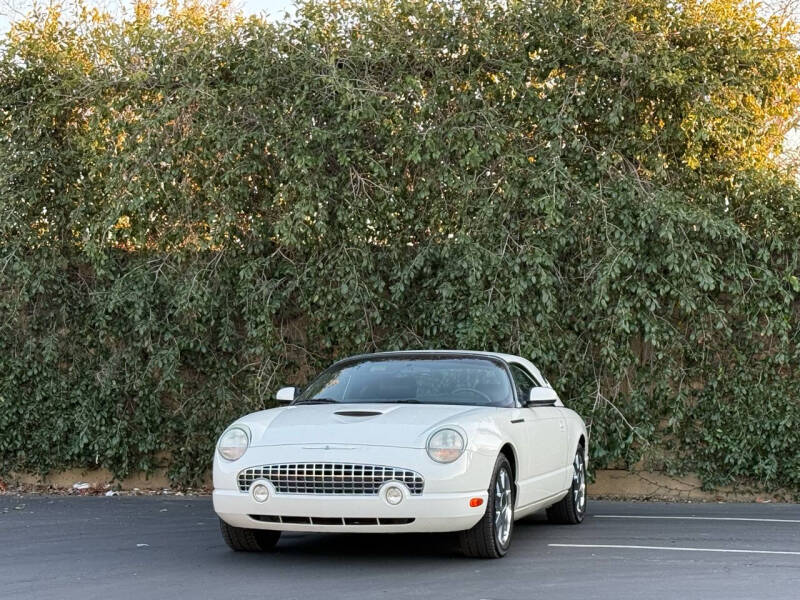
[546,446,587,524]
[459,454,514,558]
[219,518,281,552]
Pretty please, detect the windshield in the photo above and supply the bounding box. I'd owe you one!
[295,356,514,407]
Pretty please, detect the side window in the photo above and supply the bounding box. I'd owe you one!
[509,364,537,403]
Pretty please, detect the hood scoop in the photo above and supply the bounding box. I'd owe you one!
[334,410,384,417]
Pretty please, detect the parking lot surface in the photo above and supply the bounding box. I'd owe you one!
[1,496,798,599]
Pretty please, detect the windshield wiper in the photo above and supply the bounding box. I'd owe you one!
[293,398,340,405]
[372,399,420,404]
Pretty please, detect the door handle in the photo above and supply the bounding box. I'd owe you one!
[559,419,566,431]
[510,418,525,424]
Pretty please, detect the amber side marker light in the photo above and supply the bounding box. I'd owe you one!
[469,498,484,507]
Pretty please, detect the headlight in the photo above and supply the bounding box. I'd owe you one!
[426,428,465,463]
[217,426,250,461]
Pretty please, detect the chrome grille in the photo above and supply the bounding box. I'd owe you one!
[237,463,425,495]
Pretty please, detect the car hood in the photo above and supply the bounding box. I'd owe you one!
[240,403,494,449]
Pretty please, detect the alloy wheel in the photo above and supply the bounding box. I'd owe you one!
[494,467,513,546]
[573,451,586,517]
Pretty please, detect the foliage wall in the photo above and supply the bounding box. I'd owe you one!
[1,0,799,490]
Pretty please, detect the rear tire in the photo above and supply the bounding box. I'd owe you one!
[219,518,281,552]
[459,454,514,558]
[546,446,587,525]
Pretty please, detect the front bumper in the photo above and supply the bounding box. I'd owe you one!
[213,445,493,533]
[214,488,487,533]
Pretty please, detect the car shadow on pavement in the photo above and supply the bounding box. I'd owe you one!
[218,512,558,562]
[268,532,460,560]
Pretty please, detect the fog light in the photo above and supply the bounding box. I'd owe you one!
[252,483,269,503]
[385,485,403,505]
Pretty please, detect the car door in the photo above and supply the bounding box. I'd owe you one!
[508,363,570,505]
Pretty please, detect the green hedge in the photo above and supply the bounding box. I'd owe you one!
[1,0,799,491]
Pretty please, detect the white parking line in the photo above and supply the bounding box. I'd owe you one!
[549,544,800,556]
[594,515,800,523]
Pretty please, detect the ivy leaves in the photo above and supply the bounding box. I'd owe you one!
[1,0,799,492]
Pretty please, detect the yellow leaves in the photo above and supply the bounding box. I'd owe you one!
[133,1,156,23]
[544,68,564,90]
[41,4,62,38]
[115,131,127,153]
[114,216,132,230]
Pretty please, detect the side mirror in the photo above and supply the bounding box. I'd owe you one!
[275,386,298,403]
[527,386,559,407]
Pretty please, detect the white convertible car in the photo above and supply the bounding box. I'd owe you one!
[213,351,588,558]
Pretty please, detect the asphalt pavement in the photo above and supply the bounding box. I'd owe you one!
[1,496,798,600]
